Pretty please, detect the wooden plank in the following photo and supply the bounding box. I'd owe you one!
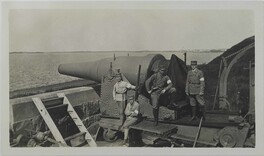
[99,118,121,125]
[99,122,120,130]
[32,97,66,145]
[130,120,177,135]
[64,132,86,141]
[193,117,203,147]
[46,104,67,110]
[57,93,97,147]
[99,118,122,130]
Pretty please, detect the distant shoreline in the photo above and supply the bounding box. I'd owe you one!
[10,49,225,54]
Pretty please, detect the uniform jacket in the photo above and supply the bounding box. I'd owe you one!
[124,101,140,118]
[145,72,172,94]
[113,81,133,101]
[185,68,205,95]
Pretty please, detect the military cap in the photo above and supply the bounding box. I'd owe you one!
[191,61,197,65]
[116,72,122,77]
[128,95,135,100]
[158,62,167,70]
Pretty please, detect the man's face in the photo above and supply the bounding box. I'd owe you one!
[159,69,165,75]
[116,76,122,82]
[129,98,134,104]
[191,65,197,70]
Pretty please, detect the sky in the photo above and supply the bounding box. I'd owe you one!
[9,9,254,52]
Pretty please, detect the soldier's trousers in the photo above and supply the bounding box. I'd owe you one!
[151,87,176,109]
[189,94,205,107]
[120,117,138,140]
[116,101,126,123]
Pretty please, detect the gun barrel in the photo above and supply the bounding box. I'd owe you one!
[58,54,166,85]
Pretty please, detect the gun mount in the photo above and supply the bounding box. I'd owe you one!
[58,54,189,118]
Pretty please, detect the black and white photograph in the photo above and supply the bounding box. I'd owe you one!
[1,1,264,156]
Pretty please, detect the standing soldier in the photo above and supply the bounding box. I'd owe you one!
[185,61,206,121]
[145,63,176,126]
[113,73,136,125]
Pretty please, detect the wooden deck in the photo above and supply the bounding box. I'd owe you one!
[129,120,177,136]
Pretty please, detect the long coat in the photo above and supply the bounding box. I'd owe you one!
[185,69,205,95]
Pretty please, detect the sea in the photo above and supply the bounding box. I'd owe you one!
[9,51,223,91]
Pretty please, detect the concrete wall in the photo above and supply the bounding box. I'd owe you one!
[10,87,101,136]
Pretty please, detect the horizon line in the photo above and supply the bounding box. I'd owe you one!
[10,49,226,54]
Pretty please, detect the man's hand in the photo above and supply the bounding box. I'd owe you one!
[131,111,138,117]
[199,92,204,96]
[148,90,152,94]
[186,92,189,96]
[161,89,166,94]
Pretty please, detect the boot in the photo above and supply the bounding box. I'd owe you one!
[168,93,178,109]
[190,106,197,121]
[123,139,129,146]
[153,109,159,126]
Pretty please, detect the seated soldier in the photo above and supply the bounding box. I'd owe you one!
[120,95,141,146]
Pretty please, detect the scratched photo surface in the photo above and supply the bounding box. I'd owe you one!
[4,2,261,155]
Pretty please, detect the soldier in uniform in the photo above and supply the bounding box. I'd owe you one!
[113,73,136,125]
[145,63,176,126]
[185,60,206,121]
[120,95,141,146]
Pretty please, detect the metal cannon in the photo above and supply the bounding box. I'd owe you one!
[59,54,176,86]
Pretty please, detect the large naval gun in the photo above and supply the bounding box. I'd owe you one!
[58,52,255,148]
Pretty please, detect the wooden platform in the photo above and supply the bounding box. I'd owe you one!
[99,118,121,130]
[129,120,177,136]
[164,113,239,128]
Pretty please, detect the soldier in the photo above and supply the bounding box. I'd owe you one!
[120,95,140,146]
[113,73,136,125]
[185,60,206,121]
[145,63,176,126]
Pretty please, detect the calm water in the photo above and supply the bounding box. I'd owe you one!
[9,51,223,91]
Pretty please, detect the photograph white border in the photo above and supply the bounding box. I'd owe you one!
[1,1,264,156]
